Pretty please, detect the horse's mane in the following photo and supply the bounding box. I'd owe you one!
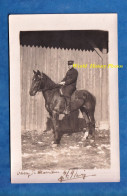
[43,73,58,90]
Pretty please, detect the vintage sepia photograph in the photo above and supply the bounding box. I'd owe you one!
[21,30,109,169]
[9,14,120,183]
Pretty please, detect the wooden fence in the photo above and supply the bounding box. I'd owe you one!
[20,45,109,132]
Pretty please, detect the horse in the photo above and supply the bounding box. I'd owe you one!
[29,70,96,146]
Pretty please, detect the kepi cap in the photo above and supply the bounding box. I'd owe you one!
[68,60,74,65]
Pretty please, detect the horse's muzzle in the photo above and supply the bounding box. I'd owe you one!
[29,90,36,96]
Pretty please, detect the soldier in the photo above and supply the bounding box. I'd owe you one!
[59,60,78,114]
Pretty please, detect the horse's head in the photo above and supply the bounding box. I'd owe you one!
[29,70,44,96]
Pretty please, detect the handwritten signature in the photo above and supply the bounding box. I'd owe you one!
[58,170,96,182]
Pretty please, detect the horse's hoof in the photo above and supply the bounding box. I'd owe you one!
[87,135,95,140]
[82,132,89,141]
[52,143,58,148]
[91,142,96,147]
[81,137,86,141]
[89,139,94,143]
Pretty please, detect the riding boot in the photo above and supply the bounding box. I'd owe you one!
[64,97,71,115]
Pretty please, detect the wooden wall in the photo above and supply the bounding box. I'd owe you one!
[20,45,109,132]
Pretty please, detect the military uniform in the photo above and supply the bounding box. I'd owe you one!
[60,62,78,114]
[61,67,78,97]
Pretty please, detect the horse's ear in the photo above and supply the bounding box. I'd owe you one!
[37,71,43,78]
[37,70,41,75]
[41,72,43,78]
[39,72,43,78]
[33,70,36,74]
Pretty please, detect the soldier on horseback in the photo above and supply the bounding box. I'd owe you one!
[59,60,78,115]
[30,67,96,144]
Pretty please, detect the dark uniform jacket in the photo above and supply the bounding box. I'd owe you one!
[61,67,78,97]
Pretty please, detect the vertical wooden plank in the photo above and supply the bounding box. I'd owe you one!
[25,45,29,130]
[94,50,101,123]
[99,55,103,122]
[42,46,47,131]
[86,50,89,91]
[50,47,54,81]
[39,46,45,131]
[81,50,85,90]
[29,46,31,131]
[35,46,40,132]
[28,46,32,131]
[30,46,34,130]
[75,49,81,90]
[80,49,83,90]
[106,53,109,121]
[63,49,67,81]
[34,46,38,130]
[83,49,87,90]
[61,48,66,83]
[89,50,93,93]
[92,50,96,96]
[20,45,24,132]
[31,46,35,131]
[99,54,103,122]
[78,49,83,89]
[24,46,28,131]
[36,46,40,130]
[57,48,61,82]
[41,46,49,131]
[101,49,108,122]
[26,45,30,131]
[51,47,57,82]
[22,45,25,131]
[41,46,45,132]
[31,46,36,131]
[60,48,66,82]
[36,47,42,132]
[87,50,90,91]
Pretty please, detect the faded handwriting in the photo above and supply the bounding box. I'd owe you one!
[58,170,96,182]
[17,170,59,178]
[17,169,96,181]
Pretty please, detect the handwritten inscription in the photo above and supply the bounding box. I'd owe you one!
[58,170,96,182]
[17,169,96,182]
[17,170,59,178]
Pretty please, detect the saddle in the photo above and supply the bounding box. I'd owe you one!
[59,88,70,98]
[59,88,85,99]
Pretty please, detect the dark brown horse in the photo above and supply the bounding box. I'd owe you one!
[29,70,96,146]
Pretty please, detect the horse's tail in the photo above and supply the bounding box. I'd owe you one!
[82,90,96,111]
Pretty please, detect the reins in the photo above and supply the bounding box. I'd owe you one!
[42,85,60,92]
[39,78,61,93]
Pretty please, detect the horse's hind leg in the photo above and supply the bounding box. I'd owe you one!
[87,111,96,139]
[80,107,90,140]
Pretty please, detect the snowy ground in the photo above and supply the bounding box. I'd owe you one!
[22,129,110,170]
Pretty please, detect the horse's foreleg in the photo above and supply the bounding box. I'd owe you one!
[52,112,61,145]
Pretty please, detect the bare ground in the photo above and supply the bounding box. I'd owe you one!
[22,128,110,170]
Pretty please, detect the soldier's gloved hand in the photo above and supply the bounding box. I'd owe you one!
[59,81,65,85]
